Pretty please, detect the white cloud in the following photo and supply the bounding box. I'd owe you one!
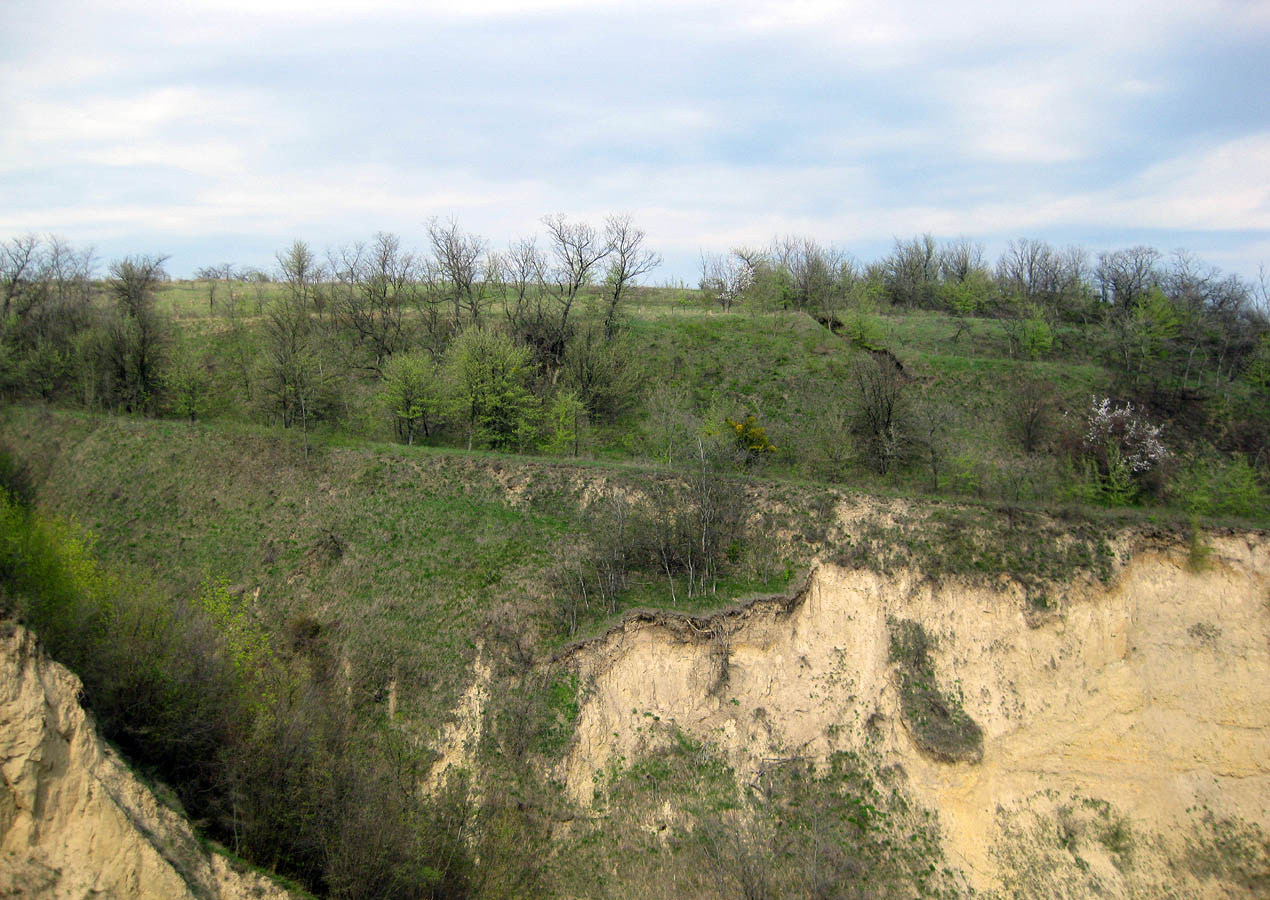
[1102,134,1270,231]
[2,0,1267,281]
[936,63,1100,163]
[4,133,1267,271]
[5,86,292,178]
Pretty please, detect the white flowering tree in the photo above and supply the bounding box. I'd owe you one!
[698,251,755,311]
[1074,397,1168,504]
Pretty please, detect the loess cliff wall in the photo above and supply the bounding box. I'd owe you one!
[556,533,1270,897]
[0,622,301,900]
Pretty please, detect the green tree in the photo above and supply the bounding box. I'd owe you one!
[99,254,169,413]
[164,343,211,421]
[943,268,991,317]
[255,292,340,459]
[1021,314,1054,359]
[276,239,323,315]
[1121,286,1182,385]
[444,327,536,451]
[380,350,443,445]
[560,321,642,422]
[542,390,586,456]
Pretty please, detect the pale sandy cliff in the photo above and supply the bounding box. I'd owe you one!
[0,622,301,900]
[556,532,1270,897]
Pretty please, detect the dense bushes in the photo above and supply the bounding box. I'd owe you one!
[552,457,750,635]
[0,466,476,900]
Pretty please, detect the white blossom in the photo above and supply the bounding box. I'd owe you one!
[1082,396,1167,473]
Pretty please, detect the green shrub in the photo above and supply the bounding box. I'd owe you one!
[1065,450,1139,507]
[1022,316,1054,359]
[0,443,34,508]
[0,487,476,900]
[444,326,536,451]
[1178,457,1268,520]
[163,344,212,421]
[534,671,581,756]
[541,390,586,456]
[724,414,776,463]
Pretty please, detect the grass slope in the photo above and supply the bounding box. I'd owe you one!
[3,408,583,723]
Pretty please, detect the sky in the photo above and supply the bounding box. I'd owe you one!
[3,0,1269,284]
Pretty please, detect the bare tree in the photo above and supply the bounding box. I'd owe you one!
[505,214,611,367]
[43,236,95,299]
[884,234,940,307]
[500,235,565,363]
[778,235,850,317]
[1055,244,1095,322]
[696,811,776,900]
[1097,245,1160,310]
[12,236,96,341]
[1007,375,1057,453]
[239,268,271,314]
[850,352,911,474]
[427,218,490,329]
[195,263,239,313]
[258,281,337,450]
[329,232,421,373]
[601,214,660,339]
[998,238,1063,303]
[109,255,167,317]
[542,213,609,321]
[998,238,1096,323]
[500,236,546,310]
[912,391,955,492]
[940,237,987,283]
[1,234,41,318]
[1253,264,1270,320]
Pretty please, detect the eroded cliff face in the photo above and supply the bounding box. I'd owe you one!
[557,533,1270,897]
[0,622,299,900]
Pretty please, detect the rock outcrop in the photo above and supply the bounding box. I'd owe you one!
[0,621,300,900]
[557,533,1270,897]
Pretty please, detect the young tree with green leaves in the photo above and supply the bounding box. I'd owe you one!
[542,389,586,456]
[444,327,536,451]
[380,350,443,445]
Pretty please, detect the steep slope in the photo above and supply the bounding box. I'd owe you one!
[0,622,301,900]
[556,533,1270,897]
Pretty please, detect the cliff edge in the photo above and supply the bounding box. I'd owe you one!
[0,621,301,900]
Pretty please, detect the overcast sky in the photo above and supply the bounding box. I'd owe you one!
[3,0,1269,283]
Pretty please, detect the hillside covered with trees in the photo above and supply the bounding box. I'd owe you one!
[3,222,1267,516]
[1,220,1268,899]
